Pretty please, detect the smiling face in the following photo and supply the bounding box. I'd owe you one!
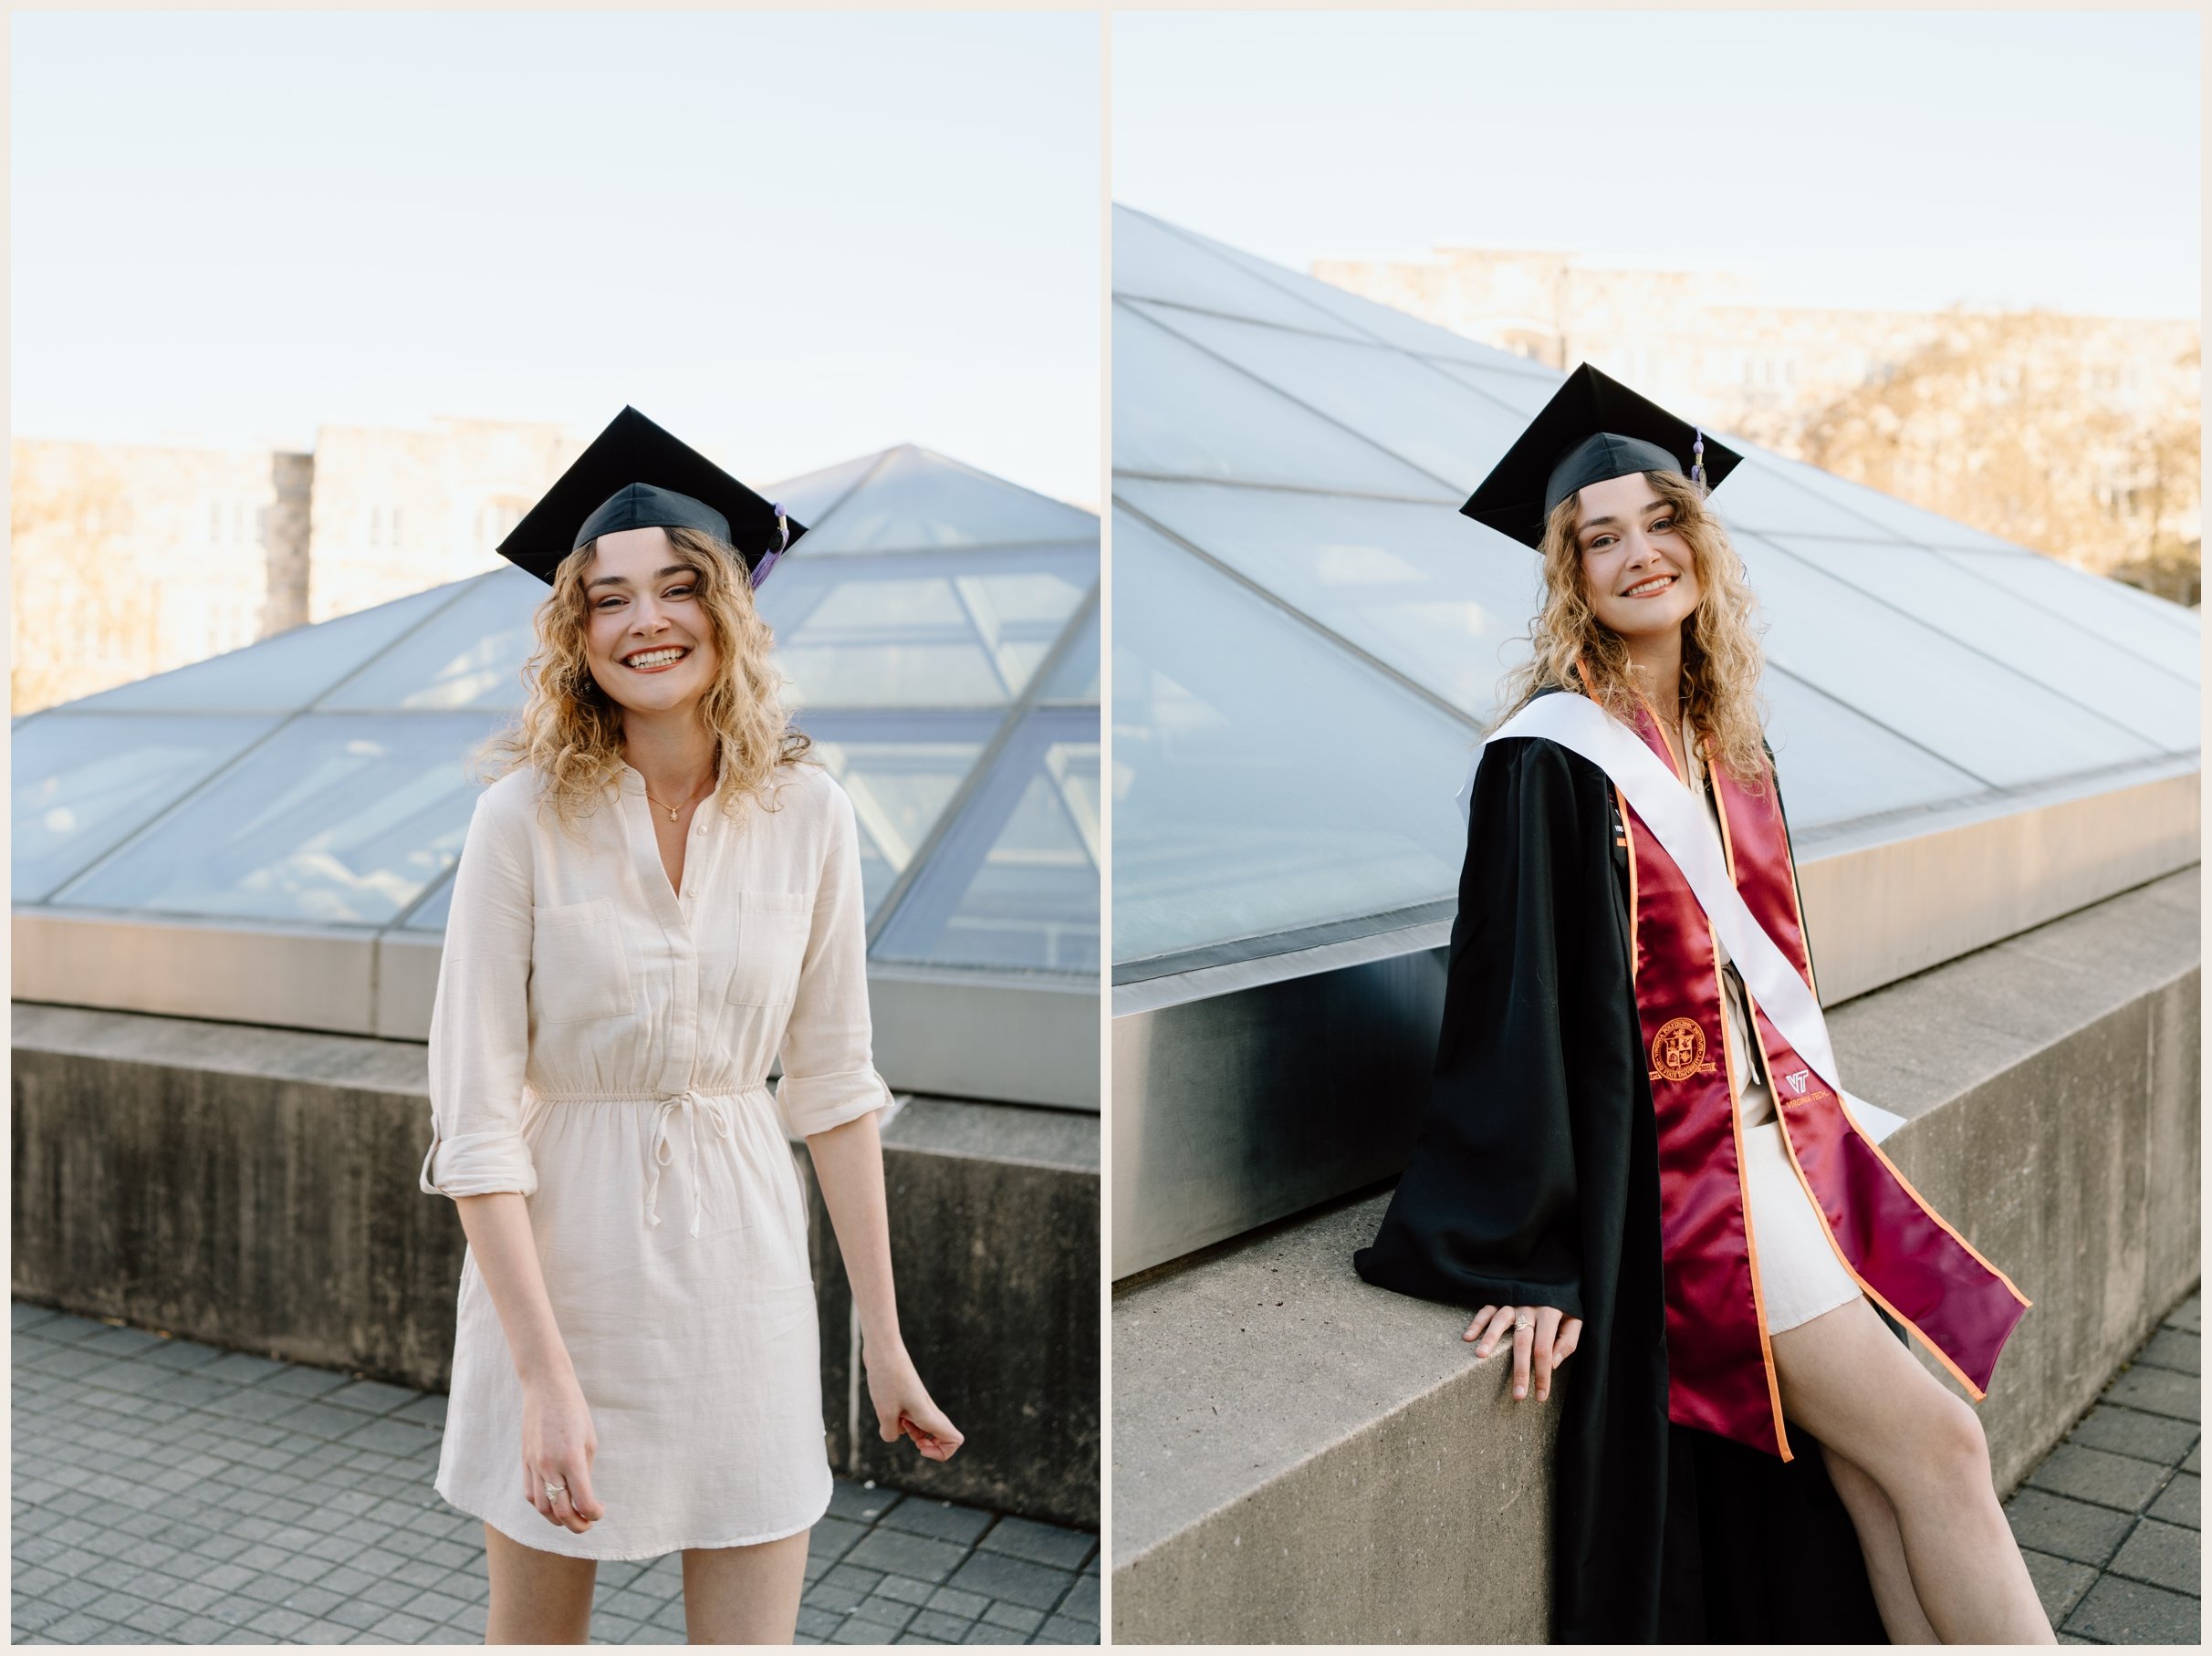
[1574,471,1704,644]
[580,526,723,716]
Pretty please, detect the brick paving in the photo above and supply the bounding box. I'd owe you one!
[2007,1286,2199,1645]
[9,1302,1099,1645]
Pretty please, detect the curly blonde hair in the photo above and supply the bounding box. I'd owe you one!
[1493,468,1769,785]
[472,525,813,830]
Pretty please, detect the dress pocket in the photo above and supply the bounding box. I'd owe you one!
[529,897,631,1023]
[726,889,816,1007]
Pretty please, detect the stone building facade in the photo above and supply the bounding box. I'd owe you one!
[11,419,578,713]
[304,420,577,624]
[11,441,302,715]
[1313,247,2200,595]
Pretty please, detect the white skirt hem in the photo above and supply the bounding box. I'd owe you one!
[436,1464,833,1563]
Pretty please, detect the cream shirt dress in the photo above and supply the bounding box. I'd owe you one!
[418,758,892,1559]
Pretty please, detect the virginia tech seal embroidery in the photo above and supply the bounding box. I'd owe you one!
[1648,1016,1716,1084]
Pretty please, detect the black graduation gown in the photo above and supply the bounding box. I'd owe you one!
[1353,719,1891,1644]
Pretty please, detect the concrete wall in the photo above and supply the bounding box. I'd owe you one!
[805,1101,1100,1526]
[10,1004,1098,1528]
[1111,867,2199,1643]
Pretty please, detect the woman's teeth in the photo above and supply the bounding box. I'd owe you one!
[623,647,688,669]
[1622,576,1676,599]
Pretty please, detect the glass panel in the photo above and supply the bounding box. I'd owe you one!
[1132,304,1526,493]
[761,547,1093,709]
[791,444,1098,553]
[1112,511,1476,963]
[1113,205,1369,339]
[1936,548,2202,682]
[13,711,284,902]
[765,450,890,527]
[400,871,455,931]
[54,713,503,926]
[795,713,999,920]
[68,585,458,713]
[872,707,1101,974]
[1759,671,1988,833]
[1735,532,2161,789]
[1751,452,2024,552]
[1114,302,1449,499]
[1176,216,1508,366]
[1038,599,1101,703]
[318,570,542,712]
[1433,359,1564,416]
[1768,536,2198,754]
[1715,454,1921,542]
[1116,478,1536,719]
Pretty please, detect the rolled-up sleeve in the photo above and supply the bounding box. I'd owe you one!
[420,789,539,1198]
[775,777,894,1139]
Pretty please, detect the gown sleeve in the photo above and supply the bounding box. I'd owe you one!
[774,774,895,1139]
[419,788,539,1199]
[1352,735,1601,1318]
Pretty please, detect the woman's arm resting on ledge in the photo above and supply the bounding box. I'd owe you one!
[1465,1302,1584,1404]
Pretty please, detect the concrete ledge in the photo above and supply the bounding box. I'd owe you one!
[1110,867,2199,1643]
[9,1005,1098,1526]
[15,908,1101,1110]
[1795,761,2200,1005]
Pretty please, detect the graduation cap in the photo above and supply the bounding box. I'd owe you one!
[496,406,807,588]
[1461,363,1743,550]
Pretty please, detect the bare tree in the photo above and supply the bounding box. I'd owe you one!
[11,448,155,713]
[1801,312,2199,605]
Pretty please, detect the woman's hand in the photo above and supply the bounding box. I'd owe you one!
[1464,1304,1582,1403]
[521,1374,607,1534]
[862,1343,965,1463]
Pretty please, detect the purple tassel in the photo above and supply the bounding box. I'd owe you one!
[1692,429,1707,492]
[749,505,791,589]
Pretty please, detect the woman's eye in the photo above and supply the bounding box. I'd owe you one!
[1651,516,1675,533]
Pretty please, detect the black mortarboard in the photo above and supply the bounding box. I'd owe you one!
[496,406,807,587]
[1460,363,1743,550]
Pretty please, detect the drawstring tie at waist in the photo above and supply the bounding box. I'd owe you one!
[644,1088,735,1237]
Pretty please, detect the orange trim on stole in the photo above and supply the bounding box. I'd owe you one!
[1766,1109,1998,1402]
[1617,786,1641,984]
[1710,917,1793,1461]
[1710,761,2032,1403]
[1690,734,1790,1459]
[1713,762,2032,1312]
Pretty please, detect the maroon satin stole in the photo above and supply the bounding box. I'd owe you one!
[1616,697,2030,1458]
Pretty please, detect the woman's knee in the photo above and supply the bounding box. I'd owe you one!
[1903,1389,1992,1491]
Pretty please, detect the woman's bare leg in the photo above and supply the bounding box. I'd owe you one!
[1769,1296,2051,1643]
[1821,1440,1940,1642]
[680,1528,810,1644]
[483,1523,598,1643]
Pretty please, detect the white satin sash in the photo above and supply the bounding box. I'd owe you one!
[1458,694,1906,1143]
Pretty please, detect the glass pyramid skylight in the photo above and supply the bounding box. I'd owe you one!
[1111,204,2199,974]
[16,445,1101,981]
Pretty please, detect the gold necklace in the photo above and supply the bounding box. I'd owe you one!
[642,775,712,824]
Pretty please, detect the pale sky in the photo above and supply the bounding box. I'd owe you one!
[1113,9,2200,319]
[13,9,1102,507]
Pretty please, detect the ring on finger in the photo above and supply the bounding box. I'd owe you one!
[1514,1312,1533,1330]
